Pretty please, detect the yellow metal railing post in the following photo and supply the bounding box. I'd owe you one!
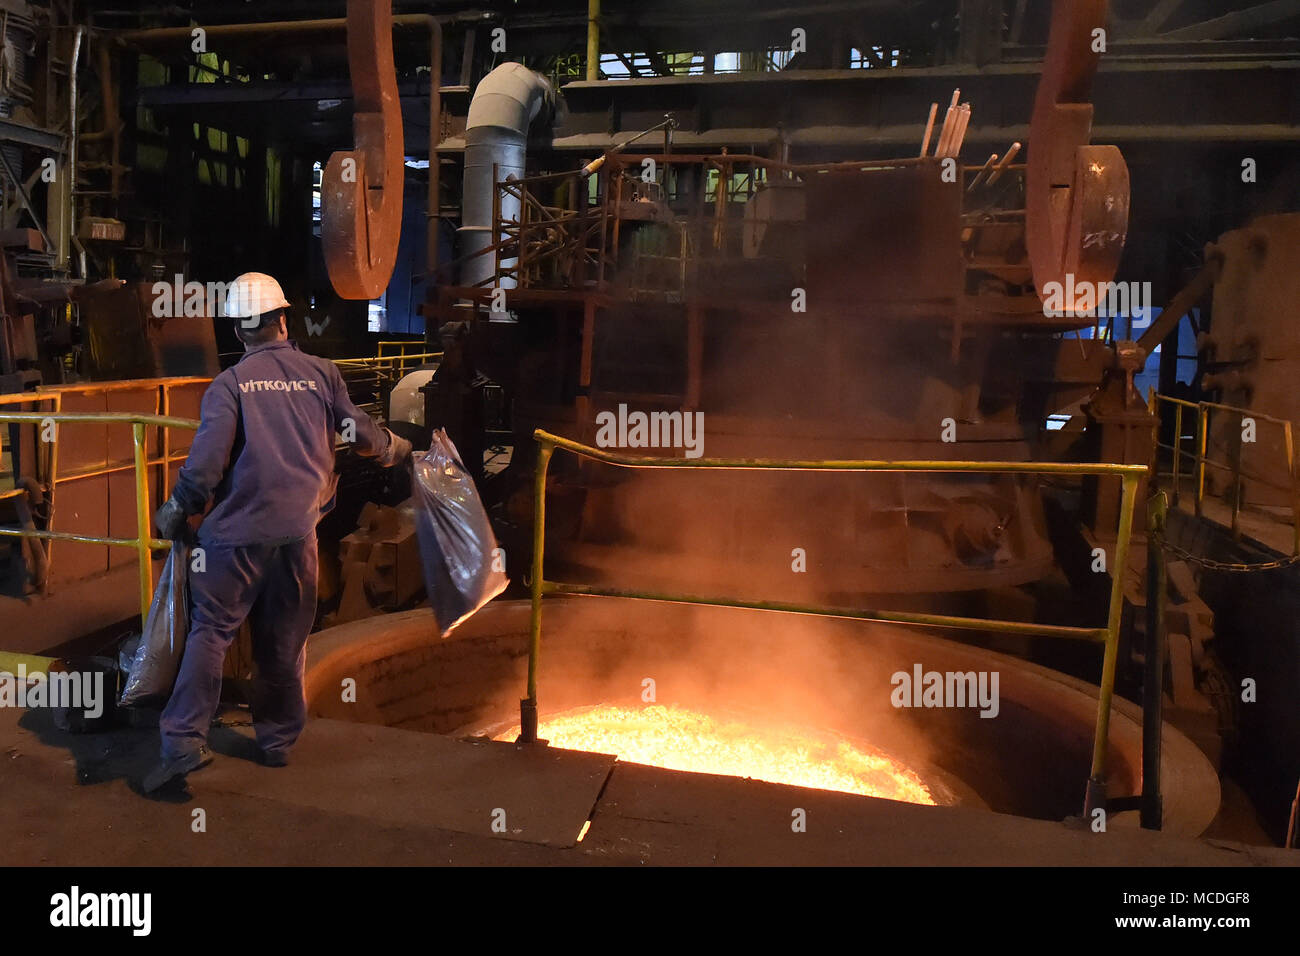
[1140,489,1168,830]
[1085,471,1140,816]
[520,439,554,743]
[1171,400,1183,506]
[1195,404,1207,517]
[1285,420,1300,556]
[132,422,154,629]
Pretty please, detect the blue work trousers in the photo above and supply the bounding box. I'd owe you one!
[159,534,318,759]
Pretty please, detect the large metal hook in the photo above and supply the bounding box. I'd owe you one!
[322,0,405,300]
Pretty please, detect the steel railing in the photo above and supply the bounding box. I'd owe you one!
[1,379,208,591]
[1151,390,1300,552]
[0,411,199,629]
[374,342,442,380]
[521,428,1149,815]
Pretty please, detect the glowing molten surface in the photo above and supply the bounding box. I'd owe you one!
[497,704,935,805]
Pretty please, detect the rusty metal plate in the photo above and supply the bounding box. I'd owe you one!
[198,719,615,848]
[1026,0,1130,310]
[804,163,963,305]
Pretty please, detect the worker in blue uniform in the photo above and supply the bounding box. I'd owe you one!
[143,272,411,792]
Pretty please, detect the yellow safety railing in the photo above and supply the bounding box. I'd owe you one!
[522,428,1149,815]
[335,351,441,383]
[0,378,210,605]
[372,341,442,380]
[1151,390,1300,553]
[0,411,199,629]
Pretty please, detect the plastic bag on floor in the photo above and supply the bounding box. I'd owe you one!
[414,429,508,637]
[119,540,189,707]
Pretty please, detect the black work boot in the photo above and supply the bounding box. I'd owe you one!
[260,749,289,768]
[143,746,214,793]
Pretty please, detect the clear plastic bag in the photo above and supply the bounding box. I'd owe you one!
[414,429,508,637]
[119,541,189,707]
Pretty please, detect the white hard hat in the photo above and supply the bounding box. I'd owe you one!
[223,272,291,319]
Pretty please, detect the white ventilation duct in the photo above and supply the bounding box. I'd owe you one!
[458,63,553,290]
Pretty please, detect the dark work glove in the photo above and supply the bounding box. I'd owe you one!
[154,497,187,540]
[378,429,413,468]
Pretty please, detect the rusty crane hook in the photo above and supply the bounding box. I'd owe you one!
[322,0,405,300]
[1026,0,1130,315]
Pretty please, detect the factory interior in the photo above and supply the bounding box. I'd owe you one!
[1,0,1299,883]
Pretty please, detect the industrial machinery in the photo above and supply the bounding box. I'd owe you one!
[428,1,1132,609]
[2,0,1300,857]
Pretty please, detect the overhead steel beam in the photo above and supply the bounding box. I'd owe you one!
[1161,0,1300,41]
[0,118,65,152]
[531,54,1300,155]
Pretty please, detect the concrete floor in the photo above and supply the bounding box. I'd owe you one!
[1,705,1294,867]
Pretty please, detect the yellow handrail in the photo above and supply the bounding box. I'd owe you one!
[522,427,1147,816]
[335,350,442,384]
[0,411,199,628]
[1151,390,1300,552]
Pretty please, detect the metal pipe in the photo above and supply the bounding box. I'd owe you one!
[984,141,1021,186]
[586,0,600,81]
[48,455,189,484]
[1197,398,1292,426]
[949,104,971,158]
[69,26,85,276]
[546,581,1107,642]
[521,441,553,743]
[12,487,48,588]
[1196,405,1207,516]
[1172,400,1182,506]
[43,392,61,597]
[132,423,153,626]
[607,152,935,175]
[460,63,553,289]
[919,102,937,157]
[533,428,1149,478]
[416,18,444,278]
[1141,491,1167,830]
[0,411,198,428]
[581,116,678,180]
[0,525,166,550]
[120,15,439,43]
[966,152,998,192]
[935,89,960,158]
[1085,471,1140,816]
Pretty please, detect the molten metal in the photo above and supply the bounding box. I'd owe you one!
[497,704,936,805]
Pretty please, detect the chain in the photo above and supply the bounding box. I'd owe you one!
[1150,531,1300,572]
